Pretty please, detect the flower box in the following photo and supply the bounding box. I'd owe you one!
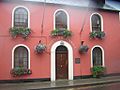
[10,67,32,77]
[89,31,105,39]
[51,29,72,38]
[9,27,31,39]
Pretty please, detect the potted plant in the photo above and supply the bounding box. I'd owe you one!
[10,66,32,77]
[91,66,106,78]
[51,28,72,38]
[35,41,46,54]
[9,27,31,39]
[89,31,105,39]
[79,41,89,54]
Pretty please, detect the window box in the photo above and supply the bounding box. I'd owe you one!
[51,29,72,38]
[9,27,31,39]
[91,66,106,78]
[10,67,32,77]
[35,43,46,54]
[89,31,105,39]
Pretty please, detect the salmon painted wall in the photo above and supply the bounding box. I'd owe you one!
[0,1,120,80]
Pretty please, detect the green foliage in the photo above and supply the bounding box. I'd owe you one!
[9,27,31,39]
[10,67,32,77]
[89,31,105,39]
[35,43,46,54]
[51,29,72,38]
[91,66,105,78]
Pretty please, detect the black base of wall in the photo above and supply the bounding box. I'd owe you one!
[74,73,120,79]
[0,78,50,83]
[0,73,120,83]
[74,75,92,79]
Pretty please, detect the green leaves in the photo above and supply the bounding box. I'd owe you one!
[9,27,31,39]
[51,29,72,38]
[35,43,46,54]
[10,67,32,77]
[91,66,105,78]
[89,31,105,39]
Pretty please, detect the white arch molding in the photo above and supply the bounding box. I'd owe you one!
[90,12,104,32]
[91,45,105,67]
[51,40,73,81]
[53,9,70,30]
[12,5,30,28]
[12,44,30,69]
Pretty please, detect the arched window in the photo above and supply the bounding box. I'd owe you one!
[92,47,102,66]
[14,46,28,68]
[14,7,28,27]
[91,14,101,32]
[55,10,67,30]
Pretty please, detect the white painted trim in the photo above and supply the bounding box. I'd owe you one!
[53,9,70,30]
[12,44,30,69]
[12,6,30,28]
[91,45,105,67]
[51,41,73,81]
[119,12,120,21]
[90,13,103,32]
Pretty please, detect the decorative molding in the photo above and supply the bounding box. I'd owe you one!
[90,12,103,32]
[51,40,73,81]
[53,9,70,30]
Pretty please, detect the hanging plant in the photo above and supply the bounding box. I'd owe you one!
[79,45,89,54]
[51,28,72,38]
[89,31,105,39]
[10,66,32,77]
[79,41,89,54]
[35,41,46,54]
[9,27,31,39]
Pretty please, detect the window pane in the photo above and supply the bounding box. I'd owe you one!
[92,47,102,66]
[92,14,101,32]
[14,46,28,68]
[14,7,28,27]
[55,11,67,30]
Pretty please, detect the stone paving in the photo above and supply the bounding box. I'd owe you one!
[0,76,120,90]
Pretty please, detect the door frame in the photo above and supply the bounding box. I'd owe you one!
[51,40,73,81]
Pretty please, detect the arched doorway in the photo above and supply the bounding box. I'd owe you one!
[51,40,73,81]
[56,45,68,79]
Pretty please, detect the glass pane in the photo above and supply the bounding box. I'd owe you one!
[92,14,101,32]
[14,46,28,68]
[14,7,28,27]
[55,11,67,29]
[92,47,102,66]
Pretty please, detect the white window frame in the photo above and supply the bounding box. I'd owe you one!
[53,9,70,30]
[12,44,30,69]
[91,45,105,67]
[90,13,103,32]
[12,6,30,28]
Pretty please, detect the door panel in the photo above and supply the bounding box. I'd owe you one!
[56,52,68,79]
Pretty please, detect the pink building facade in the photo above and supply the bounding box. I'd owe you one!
[0,0,120,81]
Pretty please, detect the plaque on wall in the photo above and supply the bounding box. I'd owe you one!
[75,58,80,64]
